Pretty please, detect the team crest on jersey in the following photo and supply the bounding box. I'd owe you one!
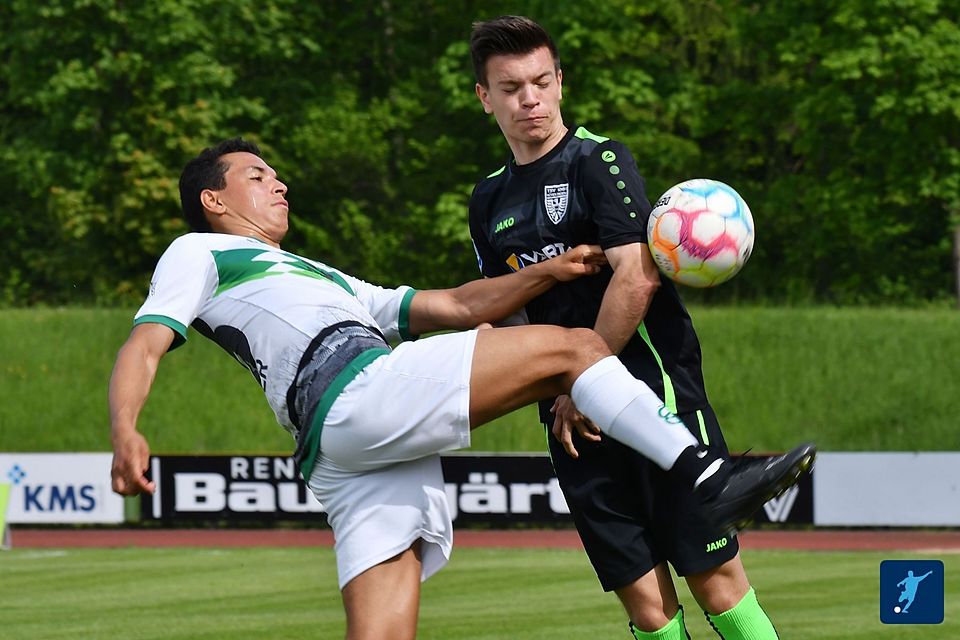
[544,183,569,224]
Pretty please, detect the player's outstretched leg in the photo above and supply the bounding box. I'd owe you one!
[468,325,815,533]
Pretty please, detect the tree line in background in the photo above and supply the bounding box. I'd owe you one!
[2,0,958,306]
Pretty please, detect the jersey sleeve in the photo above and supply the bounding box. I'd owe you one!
[581,140,652,248]
[332,267,418,342]
[134,234,218,350]
[468,189,512,278]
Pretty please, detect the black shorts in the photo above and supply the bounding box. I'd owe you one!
[547,404,739,592]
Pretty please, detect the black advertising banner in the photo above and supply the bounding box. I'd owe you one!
[442,453,569,525]
[141,453,813,526]
[141,455,325,522]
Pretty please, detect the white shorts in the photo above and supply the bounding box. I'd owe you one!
[308,454,452,590]
[318,329,476,472]
[307,329,477,589]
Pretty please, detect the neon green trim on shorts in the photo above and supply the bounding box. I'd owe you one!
[635,323,676,413]
[697,409,709,445]
[298,348,391,480]
[542,422,555,465]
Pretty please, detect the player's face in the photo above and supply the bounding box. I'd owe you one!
[476,46,564,159]
[206,152,289,245]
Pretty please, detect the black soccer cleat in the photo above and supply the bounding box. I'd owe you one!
[700,442,817,535]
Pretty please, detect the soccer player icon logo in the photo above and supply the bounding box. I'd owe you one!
[895,570,932,614]
[880,560,944,624]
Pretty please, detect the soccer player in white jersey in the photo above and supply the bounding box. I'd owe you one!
[109,138,815,640]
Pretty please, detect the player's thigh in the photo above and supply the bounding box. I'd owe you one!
[342,542,423,640]
[470,325,608,426]
[308,455,452,590]
[320,332,477,470]
[551,435,680,627]
[651,406,738,570]
[548,434,661,588]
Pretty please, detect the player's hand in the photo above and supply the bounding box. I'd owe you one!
[549,244,607,282]
[550,394,602,458]
[111,430,156,496]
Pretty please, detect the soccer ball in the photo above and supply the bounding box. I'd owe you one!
[647,178,755,287]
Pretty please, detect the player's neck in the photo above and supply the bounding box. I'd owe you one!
[213,222,282,248]
[509,123,568,166]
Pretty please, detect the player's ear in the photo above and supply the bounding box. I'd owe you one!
[476,83,493,114]
[200,189,225,215]
[557,69,563,101]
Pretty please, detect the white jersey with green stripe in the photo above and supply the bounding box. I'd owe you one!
[134,232,416,439]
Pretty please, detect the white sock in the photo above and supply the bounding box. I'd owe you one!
[570,356,697,469]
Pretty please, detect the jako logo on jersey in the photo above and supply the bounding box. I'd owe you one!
[544,183,569,224]
[494,217,515,233]
[504,243,572,271]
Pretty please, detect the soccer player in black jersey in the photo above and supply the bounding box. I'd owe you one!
[469,16,785,639]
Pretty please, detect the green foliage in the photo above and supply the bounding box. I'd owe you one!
[730,0,960,303]
[1,1,959,304]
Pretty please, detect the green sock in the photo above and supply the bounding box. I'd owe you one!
[629,605,690,639]
[705,587,779,639]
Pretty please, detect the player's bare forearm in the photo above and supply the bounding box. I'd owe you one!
[409,244,605,334]
[593,243,659,353]
[108,324,173,495]
[109,346,155,440]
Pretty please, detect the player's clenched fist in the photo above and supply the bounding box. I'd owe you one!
[549,244,607,281]
[111,430,156,496]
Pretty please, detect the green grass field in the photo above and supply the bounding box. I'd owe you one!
[3,306,959,454]
[1,546,956,639]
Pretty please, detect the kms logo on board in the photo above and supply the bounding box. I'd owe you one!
[23,485,97,512]
[8,462,98,512]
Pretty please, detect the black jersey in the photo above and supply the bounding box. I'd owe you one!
[469,126,709,422]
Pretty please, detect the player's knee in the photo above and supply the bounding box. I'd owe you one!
[346,619,416,640]
[700,589,746,615]
[627,606,674,633]
[564,327,611,363]
[686,557,751,614]
[617,572,678,632]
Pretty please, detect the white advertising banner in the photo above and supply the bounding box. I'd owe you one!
[813,452,960,526]
[0,453,124,524]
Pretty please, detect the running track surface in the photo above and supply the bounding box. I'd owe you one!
[9,528,960,552]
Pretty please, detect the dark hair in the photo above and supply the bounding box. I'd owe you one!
[470,15,560,87]
[178,137,263,232]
